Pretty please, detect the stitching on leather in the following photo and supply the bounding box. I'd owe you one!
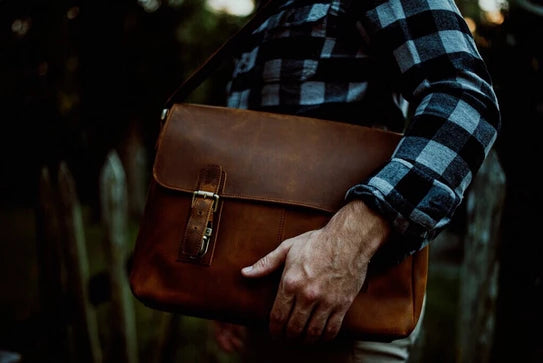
[277,208,287,244]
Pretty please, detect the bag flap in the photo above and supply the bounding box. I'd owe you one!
[153,103,401,213]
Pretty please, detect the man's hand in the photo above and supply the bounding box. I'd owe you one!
[212,321,247,353]
[241,200,390,343]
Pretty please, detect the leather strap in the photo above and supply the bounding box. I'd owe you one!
[163,0,277,109]
[179,165,226,260]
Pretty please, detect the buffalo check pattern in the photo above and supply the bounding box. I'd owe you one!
[226,0,501,263]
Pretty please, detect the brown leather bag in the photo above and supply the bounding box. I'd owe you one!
[129,1,428,342]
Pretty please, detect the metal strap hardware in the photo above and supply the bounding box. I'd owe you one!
[194,225,213,259]
[192,190,220,212]
[179,165,226,263]
[161,108,169,121]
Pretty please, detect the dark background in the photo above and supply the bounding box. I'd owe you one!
[1,0,542,362]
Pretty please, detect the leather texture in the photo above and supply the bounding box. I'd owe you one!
[129,103,428,342]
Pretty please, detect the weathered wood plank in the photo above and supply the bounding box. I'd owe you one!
[457,149,506,363]
[100,150,139,363]
[57,162,103,363]
[37,166,66,314]
[121,122,148,220]
[36,166,70,361]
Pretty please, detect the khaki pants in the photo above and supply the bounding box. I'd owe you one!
[240,296,426,363]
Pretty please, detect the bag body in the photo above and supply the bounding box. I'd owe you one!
[129,103,428,341]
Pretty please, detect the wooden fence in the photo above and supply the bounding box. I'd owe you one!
[37,151,138,363]
[34,143,506,363]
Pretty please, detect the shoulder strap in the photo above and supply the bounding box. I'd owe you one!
[163,0,277,112]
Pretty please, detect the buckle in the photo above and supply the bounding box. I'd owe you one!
[192,190,220,212]
[197,226,213,258]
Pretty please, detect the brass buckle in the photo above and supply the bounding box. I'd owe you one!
[192,190,220,212]
[188,191,218,259]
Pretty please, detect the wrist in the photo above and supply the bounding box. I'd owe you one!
[324,200,391,262]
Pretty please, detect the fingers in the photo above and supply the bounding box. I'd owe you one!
[284,299,317,340]
[283,297,344,344]
[321,310,347,342]
[228,334,244,352]
[270,275,323,341]
[242,239,293,278]
[215,330,236,352]
[270,290,345,343]
[269,279,296,337]
[303,306,330,344]
[213,321,246,353]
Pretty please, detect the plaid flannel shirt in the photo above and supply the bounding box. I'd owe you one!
[226,0,501,262]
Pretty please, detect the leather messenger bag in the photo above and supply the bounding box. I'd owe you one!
[129,0,428,342]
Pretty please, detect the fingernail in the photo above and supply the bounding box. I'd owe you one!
[241,266,253,274]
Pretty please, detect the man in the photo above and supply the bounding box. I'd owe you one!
[213,0,501,360]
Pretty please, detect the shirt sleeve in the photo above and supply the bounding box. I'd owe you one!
[345,0,501,262]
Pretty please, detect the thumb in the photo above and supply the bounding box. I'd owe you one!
[241,239,292,278]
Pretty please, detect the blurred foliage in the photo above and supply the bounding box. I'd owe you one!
[0,0,247,209]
